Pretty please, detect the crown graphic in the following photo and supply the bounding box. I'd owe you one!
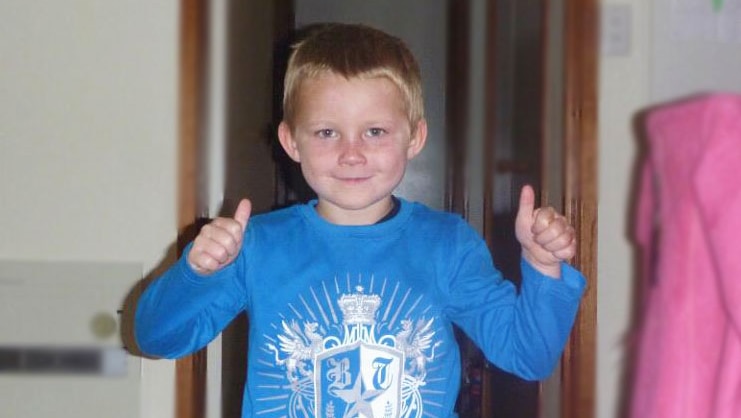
[339,286,381,325]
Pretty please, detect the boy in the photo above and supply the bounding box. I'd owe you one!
[135,23,585,418]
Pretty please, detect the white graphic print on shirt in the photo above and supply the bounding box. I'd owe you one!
[261,274,444,418]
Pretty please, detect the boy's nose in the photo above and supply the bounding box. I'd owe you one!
[338,139,367,166]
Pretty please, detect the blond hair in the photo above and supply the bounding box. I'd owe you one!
[282,23,424,130]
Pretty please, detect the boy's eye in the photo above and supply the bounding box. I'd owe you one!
[315,129,337,139]
[366,127,387,137]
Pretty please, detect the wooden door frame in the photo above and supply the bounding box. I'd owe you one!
[560,0,598,417]
[176,1,207,417]
[175,0,598,416]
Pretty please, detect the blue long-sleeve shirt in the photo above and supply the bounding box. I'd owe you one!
[135,199,585,418]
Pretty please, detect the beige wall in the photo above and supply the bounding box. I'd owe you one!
[0,1,179,417]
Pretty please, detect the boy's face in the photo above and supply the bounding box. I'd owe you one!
[278,72,427,225]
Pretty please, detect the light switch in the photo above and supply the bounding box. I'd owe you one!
[602,4,632,57]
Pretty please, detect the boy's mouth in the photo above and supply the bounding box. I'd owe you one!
[335,176,372,184]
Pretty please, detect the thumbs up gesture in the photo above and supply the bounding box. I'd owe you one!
[515,185,576,278]
[187,199,252,275]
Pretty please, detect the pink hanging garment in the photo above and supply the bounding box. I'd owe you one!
[630,93,741,418]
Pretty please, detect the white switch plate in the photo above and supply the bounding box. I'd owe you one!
[602,4,633,56]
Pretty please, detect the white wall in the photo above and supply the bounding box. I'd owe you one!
[598,1,741,417]
[651,0,741,101]
[597,3,652,417]
[0,1,180,417]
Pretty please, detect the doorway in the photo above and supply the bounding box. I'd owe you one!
[175,0,597,416]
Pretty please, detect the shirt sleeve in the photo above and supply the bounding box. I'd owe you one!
[134,240,250,359]
[443,223,586,381]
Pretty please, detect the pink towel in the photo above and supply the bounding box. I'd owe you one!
[630,93,741,418]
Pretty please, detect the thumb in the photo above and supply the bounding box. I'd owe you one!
[233,199,252,231]
[516,184,536,227]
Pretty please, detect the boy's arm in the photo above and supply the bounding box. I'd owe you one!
[134,248,249,358]
[135,199,252,359]
[445,185,585,380]
[445,236,585,381]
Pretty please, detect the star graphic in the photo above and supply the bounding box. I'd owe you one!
[334,374,386,418]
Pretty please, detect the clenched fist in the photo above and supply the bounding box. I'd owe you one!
[187,199,252,275]
[515,185,576,278]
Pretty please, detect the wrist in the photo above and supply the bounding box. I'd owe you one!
[522,252,561,279]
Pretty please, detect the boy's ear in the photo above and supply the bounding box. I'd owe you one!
[406,119,428,160]
[277,121,301,162]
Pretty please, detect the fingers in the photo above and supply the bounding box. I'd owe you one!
[187,199,251,275]
[531,207,556,234]
[188,222,241,274]
[553,243,577,261]
[201,219,243,259]
[515,186,577,273]
[531,208,576,259]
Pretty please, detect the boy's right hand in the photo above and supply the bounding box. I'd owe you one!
[187,199,251,275]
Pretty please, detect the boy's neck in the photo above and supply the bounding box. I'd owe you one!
[314,196,398,225]
[375,196,400,224]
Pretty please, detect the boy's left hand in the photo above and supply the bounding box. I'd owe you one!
[515,185,576,278]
